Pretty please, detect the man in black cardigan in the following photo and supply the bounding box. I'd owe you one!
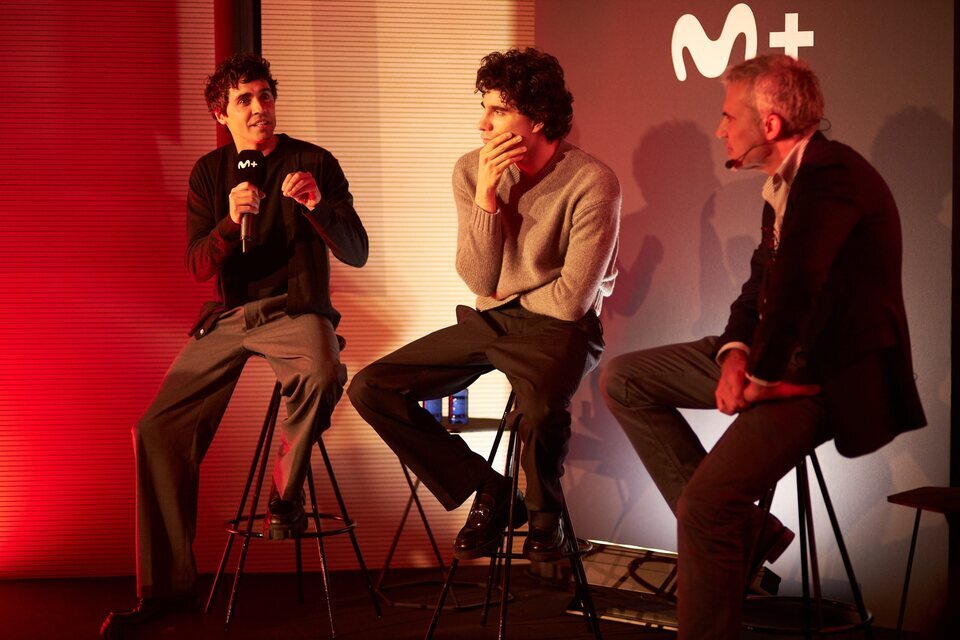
[602,54,925,639]
[101,54,367,638]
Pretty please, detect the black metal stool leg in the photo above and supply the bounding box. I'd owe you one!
[295,535,304,603]
[306,463,336,638]
[401,467,449,576]
[497,425,522,640]
[225,386,280,627]
[796,459,819,638]
[562,502,603,639]
[809,452,873,638]
[479,551,500,626]
[895,508,921,640]
[425,558,460,639]
[480,395,516,627]
[377,463,463,608]
[206,382,282,615]
[376,467,418,594]
[317,437,384,619]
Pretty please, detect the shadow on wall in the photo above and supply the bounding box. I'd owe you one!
[867,105,953,632]
[872,106,952,419]
[565,121,737,542]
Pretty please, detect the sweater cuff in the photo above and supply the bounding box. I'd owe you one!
[217,215,242,241]
[471,204,500,234]
[302,199,331,227]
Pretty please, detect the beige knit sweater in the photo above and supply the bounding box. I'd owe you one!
[453,141,621,321]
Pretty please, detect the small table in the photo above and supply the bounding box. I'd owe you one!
[886,486,960,638]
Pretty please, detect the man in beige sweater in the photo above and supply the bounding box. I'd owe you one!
[349,48,620,561]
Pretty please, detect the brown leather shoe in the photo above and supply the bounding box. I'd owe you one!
[453,487,528,560]
[100,595,196,638]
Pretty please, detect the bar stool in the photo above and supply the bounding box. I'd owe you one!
[375,404,512,610]
[425,391,604,639]
[203,378,383,635]
[742,450,872,637]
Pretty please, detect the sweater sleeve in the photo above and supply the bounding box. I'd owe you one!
[184,158,241,282]
[454,155,504,296]
[300,151,368,268]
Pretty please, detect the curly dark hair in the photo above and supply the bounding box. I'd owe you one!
[475,48,573,141]
[204,53,279,119]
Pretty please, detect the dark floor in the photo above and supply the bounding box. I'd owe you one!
[0,567,931,640]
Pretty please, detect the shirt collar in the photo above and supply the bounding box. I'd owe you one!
[763,132,814,206]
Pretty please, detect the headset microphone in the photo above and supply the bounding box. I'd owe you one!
[724,140,771,170]
[234,150,266,253]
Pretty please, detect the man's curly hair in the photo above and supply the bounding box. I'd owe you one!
[204,53,279,119]
[476,48,574,141]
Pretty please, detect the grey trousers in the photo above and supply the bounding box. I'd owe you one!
[601,337,831,640]
[134,295,345,598]
[347,304,603,520]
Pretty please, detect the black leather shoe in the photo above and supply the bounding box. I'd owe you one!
[523,519,566,562]
[453,487,528,559]
[100,596,196,638]
[265,495,308,540]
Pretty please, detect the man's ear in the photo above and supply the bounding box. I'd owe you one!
[214,110,227,126]
[532,121,545,134]
[762,113,784,141]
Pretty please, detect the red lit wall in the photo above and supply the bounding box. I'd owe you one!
[0,0,535,579]
[0,0,217,576]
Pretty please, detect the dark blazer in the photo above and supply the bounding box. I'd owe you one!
[718,132,926,456]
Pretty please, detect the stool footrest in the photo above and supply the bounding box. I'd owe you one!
[486,536,594,561]
[377,580,513,610]
[742,595,873,634]
[225,513,356,539]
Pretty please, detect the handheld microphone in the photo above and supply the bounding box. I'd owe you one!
[234,150,266,253]
[724,140,772,170]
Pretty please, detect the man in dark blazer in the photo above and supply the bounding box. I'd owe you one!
[601,54,925,639]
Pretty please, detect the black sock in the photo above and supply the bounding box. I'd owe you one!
[479,470,507,496]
